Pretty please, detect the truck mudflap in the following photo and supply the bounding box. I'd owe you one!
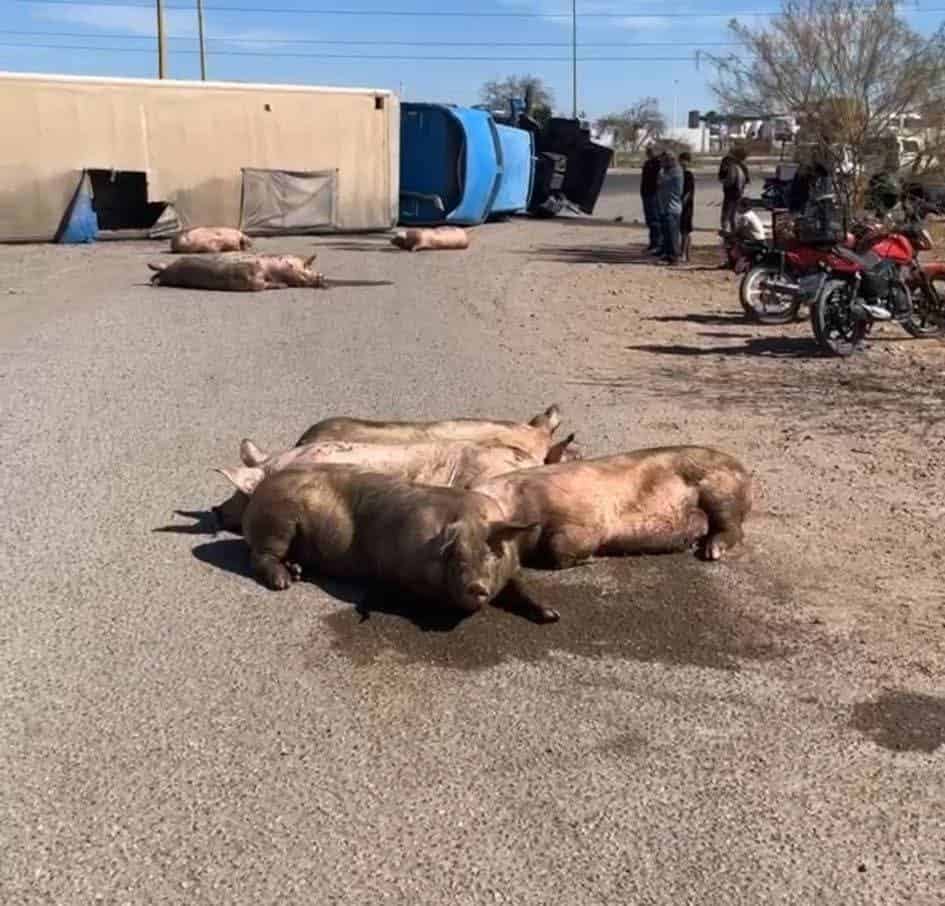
[529,116,612,215]
[563,144,613,215]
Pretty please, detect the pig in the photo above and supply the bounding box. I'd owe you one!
[294,404,572,464]
[473,446,752,567]
[391,227,470,252]
[170,227,253,254]
[241,465,554,620]
[212,436,578,534]
[248,253,324,288]
[148,253,323,291]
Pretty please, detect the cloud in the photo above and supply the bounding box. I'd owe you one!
[33,3,298,48]
[35,3,197,37]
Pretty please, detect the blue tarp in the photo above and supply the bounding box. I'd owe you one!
[57,171,98,244]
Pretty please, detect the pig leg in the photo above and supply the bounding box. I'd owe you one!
[248,509,301,590]
[699,475,750,560]
[599,508,710,557]
[528,404,562,434]
[545,526,600,569]
[493,579,560,624]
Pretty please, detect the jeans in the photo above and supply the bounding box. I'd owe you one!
[642,193,662,249]
[721,193,741,233]
[661,211,681,262]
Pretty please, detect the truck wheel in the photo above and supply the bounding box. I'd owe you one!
[532,195,565,219]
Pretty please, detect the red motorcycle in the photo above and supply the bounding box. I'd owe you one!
[809,212,945,356]
[739,208,860,324]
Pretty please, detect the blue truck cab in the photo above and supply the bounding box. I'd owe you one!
[399,103,504,226]
[399,100,611,225]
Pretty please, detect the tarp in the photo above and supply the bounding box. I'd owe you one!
[55,171,98,243]
[239,168,336,235]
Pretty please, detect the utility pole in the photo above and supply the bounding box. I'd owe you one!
[196,0,207,80]
[156,0,167,78]
[571,0,577,118]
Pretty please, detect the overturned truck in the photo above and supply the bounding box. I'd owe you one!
[0,71,400,243]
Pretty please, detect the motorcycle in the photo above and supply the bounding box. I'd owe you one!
[809,212,945,356]
[739,207,860,324]
[720,230,770,275]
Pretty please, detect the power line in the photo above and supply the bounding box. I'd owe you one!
[0,40,706,60]
[7,0,804,19]
[17,0,945,18]
[0,30,744,47]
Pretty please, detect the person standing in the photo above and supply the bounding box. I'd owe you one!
[679,151,695,263]
[658,150,683,266]
[640,145,663,252]
[719,145,750,233]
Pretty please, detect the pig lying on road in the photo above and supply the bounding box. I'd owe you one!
[242,465,554,620]
[170,227,252,253]
[473,446,752,567]
[149,253,324,291]
[391,227,469,252]
[213,436,576,533]
[295,405,572,464]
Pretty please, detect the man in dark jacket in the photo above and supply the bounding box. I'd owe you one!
[719,146,750,233]
[640,145,663,252]
[658,150,684,265]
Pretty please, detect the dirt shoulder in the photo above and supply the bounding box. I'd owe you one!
[484,216,945,671]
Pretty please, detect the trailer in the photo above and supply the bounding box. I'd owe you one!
[0,71,400,242]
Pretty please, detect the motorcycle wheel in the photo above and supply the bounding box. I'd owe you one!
[810,279,868,357]
[739,265,801,324]
[902,274,945,338]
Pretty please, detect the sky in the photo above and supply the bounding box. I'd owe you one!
[2,0,945,122]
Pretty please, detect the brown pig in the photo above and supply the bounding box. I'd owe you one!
[391,227,469,252]
[241,465,553,620]
[148,253,323,291]
[294,404,572,464]
[170,227,253,253]
[473,446,752,567]
[212,436,577,533]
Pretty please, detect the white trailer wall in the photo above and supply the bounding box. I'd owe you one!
[0,72,400,241]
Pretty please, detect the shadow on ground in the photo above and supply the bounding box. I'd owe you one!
[626,335,821,360]
[523,243,723,268]
[645,312,758,326]
[850,690,945,752]
[323,279,395,289]
[575,354,945,438]
[322,241,401,254]
[316,553,791,672]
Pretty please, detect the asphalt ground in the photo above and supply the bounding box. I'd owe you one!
[1,183,942,905]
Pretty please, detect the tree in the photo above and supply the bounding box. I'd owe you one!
[480,75,554,125]
[595,98,665,152]
[710,0,945,207]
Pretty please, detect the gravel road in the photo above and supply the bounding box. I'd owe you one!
[1,204,943,904]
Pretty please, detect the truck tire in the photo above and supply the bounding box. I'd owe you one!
[532,194,565,219]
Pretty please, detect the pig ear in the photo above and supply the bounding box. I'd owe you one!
[487,521,539,550]
[437,521,463,556]
[529,404,562,434]
[214,466,265,495]
[303,253,317,268]
[239,438,267,467]
[545,432,576,464]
